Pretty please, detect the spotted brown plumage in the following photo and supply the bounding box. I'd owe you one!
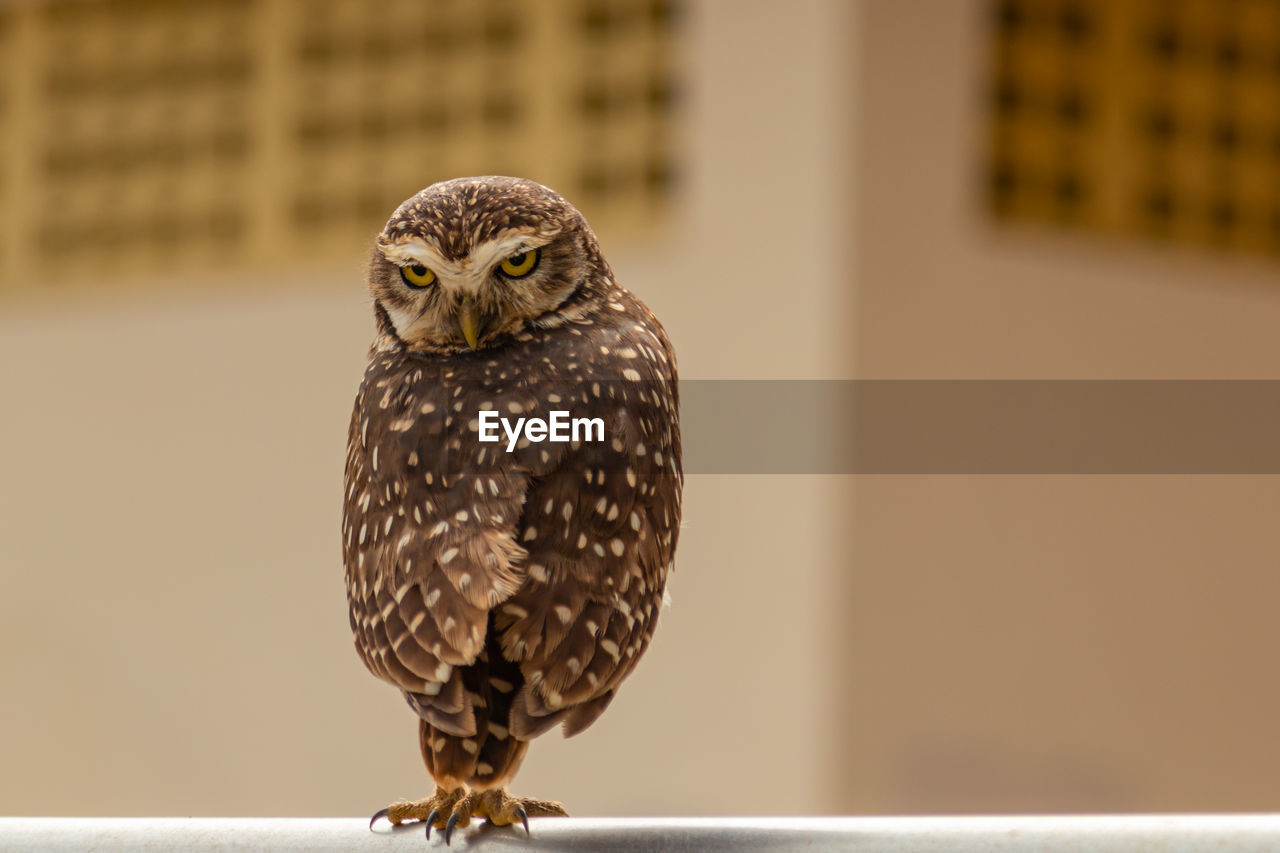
[344,176,681,840]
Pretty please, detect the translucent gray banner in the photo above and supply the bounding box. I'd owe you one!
[680,380,1280,473]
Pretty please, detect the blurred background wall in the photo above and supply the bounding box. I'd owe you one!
[0,0,854,817]
[849,0,1280,813]
[3,0,1280,820]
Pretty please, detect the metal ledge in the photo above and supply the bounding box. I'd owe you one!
[4,815,1280,852]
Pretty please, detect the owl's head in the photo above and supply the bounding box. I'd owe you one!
[367,176,607,352]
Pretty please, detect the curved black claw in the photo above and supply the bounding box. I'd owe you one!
[369,808,391,831]
[516,805,530,836]
[444,812,462,845]
[424,809,439,841]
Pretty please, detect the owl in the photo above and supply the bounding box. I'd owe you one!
[344,176,682,841]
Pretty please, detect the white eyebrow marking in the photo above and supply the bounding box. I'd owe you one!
[379,230,557,280]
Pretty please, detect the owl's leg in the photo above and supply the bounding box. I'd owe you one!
[458,736,567,840]
[368,784,465,836]
[368,719,476,837]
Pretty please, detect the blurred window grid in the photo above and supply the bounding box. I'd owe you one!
[0,0,681,291]
[986,0,1280,256]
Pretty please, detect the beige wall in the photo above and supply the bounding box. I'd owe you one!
[9,0,1276,822]
[0,1,856,817]
[847,0,1280,812]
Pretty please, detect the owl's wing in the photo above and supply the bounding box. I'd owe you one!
[345,371,535,738]
[494,332,682,739]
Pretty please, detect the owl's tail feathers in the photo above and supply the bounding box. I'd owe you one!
[562,691,615,736]
[404,671,476,737]
[508,688,615,739]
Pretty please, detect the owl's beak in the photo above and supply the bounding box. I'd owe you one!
[457,299,481,349]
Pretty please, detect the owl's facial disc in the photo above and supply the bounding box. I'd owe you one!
[376,230,568,350]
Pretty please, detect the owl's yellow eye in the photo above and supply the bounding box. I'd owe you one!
[499,248,539,278]
[400,263,436,289]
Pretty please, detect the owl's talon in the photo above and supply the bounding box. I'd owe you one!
[470,788,566,836]
[370,787,463,837]
[444,811,463,845]
[516,805,530,836]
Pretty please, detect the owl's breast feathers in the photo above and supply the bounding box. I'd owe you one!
[344,291,681,740]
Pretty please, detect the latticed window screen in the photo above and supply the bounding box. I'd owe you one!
[987,0,1280,256]
[0,0,681,292]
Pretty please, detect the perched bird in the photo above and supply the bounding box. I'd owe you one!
[343,176,682,841]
